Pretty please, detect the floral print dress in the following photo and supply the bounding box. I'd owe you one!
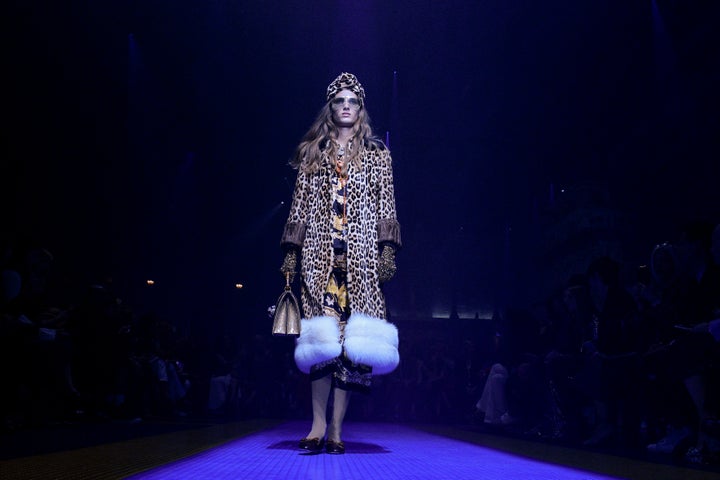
[310,165,372,392]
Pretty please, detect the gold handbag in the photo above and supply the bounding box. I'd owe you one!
[272,273,301,336]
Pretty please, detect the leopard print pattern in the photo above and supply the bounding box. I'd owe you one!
[282,143,401,320]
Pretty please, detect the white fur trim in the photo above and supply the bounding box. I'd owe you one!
[294,316,342,373]
[344,313,400,375]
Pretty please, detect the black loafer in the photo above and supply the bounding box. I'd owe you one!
[325,440,345,454]
[299,437,324,452]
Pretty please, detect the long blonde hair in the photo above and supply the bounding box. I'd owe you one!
[291,102,383,174]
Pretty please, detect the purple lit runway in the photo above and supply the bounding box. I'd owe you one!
[127,421,624,480]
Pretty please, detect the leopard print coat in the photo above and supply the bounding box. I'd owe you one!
[281,143,401,320]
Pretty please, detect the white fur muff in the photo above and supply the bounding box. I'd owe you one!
[343,313,399,375]
[294,316,342,373]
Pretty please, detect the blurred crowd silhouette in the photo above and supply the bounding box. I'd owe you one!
[471,220,720,466]
[1,220,718,466]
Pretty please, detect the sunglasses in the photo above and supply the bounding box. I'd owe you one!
[330,97,361,110]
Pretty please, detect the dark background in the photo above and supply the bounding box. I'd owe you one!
[6,1,719,337]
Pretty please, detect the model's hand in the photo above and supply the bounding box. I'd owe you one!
[378,245,397,283]
[280,249,298,283]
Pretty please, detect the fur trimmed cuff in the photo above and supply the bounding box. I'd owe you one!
[377,219,402,249]
[294,316,342,374]
[281,222,306,249]
[344,313,400,375]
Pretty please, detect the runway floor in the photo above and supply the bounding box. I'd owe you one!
[1,418,718,480]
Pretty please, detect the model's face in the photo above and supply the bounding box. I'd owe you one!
[330,89,361,127]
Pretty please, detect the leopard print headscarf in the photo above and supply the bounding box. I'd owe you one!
[326,72,365,106]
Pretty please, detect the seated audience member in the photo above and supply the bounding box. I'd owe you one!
[2,241,81,426]
[475,307,554,429]
[640,242,696,453]
[206,333,241,415]
[476,363,510,425]
[642,221,720,462]
[542,274,597,440]
[670,222,720,463]
[580,256,642,447]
